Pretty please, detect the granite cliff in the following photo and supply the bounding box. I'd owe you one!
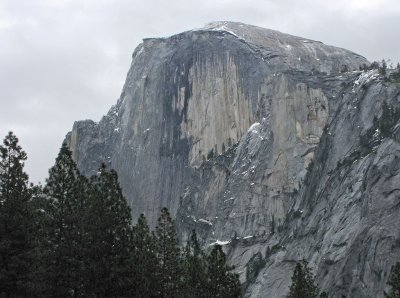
[66,22,400,297]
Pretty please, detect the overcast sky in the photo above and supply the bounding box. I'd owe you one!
[1,0,399,183]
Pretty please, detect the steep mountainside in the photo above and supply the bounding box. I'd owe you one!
[66,22,400,297]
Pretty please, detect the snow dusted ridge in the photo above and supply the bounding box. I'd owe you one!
[201,21,241,39]
[199,21,287,41]
[352,69,380,92]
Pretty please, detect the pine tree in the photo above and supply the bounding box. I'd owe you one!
[287,260,319,298]
[182,230,208,297]
[0,132,35,296]
[379,102,400,138]
[387,262,400,298]
[84,164,133,297]
[155,207,182,297]
[370,61,380,69]
[41,142,88,296]
[29,183,51,295]
[206,244,242,298]
[131,213,159,297]
[381,59,388,75]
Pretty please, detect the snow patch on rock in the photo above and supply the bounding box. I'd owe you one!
[209,239,231,246]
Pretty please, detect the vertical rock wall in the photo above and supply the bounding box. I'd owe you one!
[61,22,400,297]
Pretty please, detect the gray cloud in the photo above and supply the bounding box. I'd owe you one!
[0,0,399,183]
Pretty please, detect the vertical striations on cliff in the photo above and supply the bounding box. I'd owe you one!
[66,22,400,297]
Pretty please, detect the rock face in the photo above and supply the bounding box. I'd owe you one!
[66,22,400,297]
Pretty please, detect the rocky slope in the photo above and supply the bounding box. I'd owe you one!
[66,22,400,297]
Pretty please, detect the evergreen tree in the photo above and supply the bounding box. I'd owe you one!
[182,230,208,297]
[206,244,242,298]
[370,61,380,69]
[381,59,388,75]
[155,207,182,297]
[84,164,133,297]
[131,213,159,297]
[379,102,400,138]
[287,260,318,298]
[41,142,88,296]
[29,183,52,295]
[387,262,400,298]
[0,132,34,296]
[40,147,134,297]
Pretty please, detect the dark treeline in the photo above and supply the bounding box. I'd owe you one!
[0,132,241,297]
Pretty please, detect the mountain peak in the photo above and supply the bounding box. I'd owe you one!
[65,23,399,297]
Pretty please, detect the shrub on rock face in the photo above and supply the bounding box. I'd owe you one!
[387,262,400,298]
[379,102,400,138]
